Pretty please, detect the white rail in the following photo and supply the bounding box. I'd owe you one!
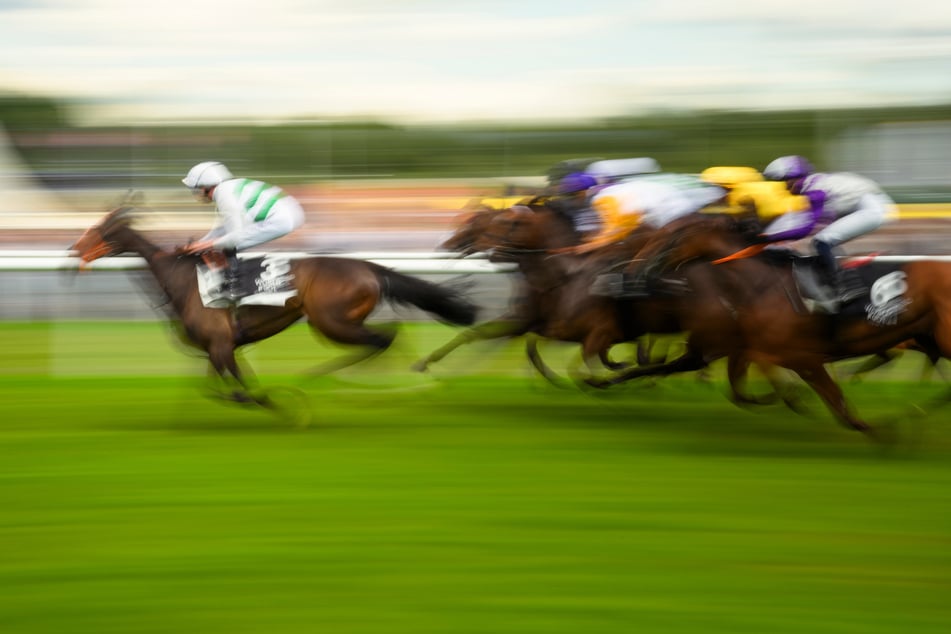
[0,250,516,274]
[4,250,951,274]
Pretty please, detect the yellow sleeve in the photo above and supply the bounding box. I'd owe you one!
[588,194,641,243]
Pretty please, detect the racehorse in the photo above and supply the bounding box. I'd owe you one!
[419,198,615,383]
[597,212,951,433]
[70,202,478,405]
[416,201,784,402]
[414,199,647,381]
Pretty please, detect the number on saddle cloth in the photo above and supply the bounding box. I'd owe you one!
[792,257,907,321]
[196,253,297,308]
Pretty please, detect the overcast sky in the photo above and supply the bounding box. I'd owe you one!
[1,0,950,125]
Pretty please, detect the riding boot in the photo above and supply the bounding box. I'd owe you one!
[224,248,241,303]
[812,239,842,313]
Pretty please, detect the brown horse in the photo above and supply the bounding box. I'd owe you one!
[70,203,478,405]
[599,212,951,432]
[418,202,771,397]
[417,199,617,383]
[414,199,648,381]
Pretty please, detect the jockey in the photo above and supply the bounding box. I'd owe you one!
[571,172,727,253]
[180,161,305,301]
[699,166,809,224]
[549,171,601,235]
[761,155,898,310]
[584,157,662,185]
[548,158,663,235]
[546,156,661,191]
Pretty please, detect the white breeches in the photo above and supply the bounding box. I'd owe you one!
[814,192,896,247]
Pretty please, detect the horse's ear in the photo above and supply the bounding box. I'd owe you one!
[112,189,145,209]
[127,190,146,206]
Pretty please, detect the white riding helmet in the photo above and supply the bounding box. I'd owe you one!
[182,161,233,190]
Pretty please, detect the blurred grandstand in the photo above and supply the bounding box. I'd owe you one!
[1,99,950,256]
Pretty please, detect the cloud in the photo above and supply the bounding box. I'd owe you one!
[1,1,948,123]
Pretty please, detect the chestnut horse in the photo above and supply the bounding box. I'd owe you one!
[598,212,951,433]
[71,204,478,405]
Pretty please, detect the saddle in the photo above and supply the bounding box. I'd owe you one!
[791,256,910,324]
[590,271,688,299]
[197,253,297,308]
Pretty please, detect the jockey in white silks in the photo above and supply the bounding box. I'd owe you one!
[569,172,727,252]
[180,161,305,300]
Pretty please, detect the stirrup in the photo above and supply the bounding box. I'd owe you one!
[807,283,840,314]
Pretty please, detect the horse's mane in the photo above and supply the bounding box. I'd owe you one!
[104,206,137,229]
[691,212,804,269]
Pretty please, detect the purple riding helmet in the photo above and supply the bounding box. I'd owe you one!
[558,172,599,195]
[762,155,815,193]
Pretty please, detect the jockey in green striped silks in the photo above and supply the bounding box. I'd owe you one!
[180,161,305,300]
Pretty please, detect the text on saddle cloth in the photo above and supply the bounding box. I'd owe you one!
[197,253,297,308]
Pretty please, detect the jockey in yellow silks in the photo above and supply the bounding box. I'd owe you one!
[698,166,809,221]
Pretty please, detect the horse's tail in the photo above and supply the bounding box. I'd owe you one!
[373,264,479,326]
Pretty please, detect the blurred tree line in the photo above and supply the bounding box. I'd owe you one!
[2,92,949,197]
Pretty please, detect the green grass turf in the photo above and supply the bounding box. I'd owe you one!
[1,321,951,633]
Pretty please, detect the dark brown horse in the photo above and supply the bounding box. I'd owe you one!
[70,204,478,405]
[417,199,614,383]
[414,199,648,381]
[416,202,775,402]
[599,212,951,432]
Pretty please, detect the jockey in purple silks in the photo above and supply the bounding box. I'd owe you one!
[760,155,897,311]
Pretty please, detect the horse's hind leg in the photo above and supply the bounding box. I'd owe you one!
[303,319,397,377]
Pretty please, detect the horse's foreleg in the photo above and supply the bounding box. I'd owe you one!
[728,356,812,416]
[574,329,627,383]
[587,344,709,389]
[205,341,262,404]
[635,337,655,366]
[727,354,779,407]
[793,363,870,432]
[525,335,574,389]
[843,350,901,383]
[411,318,528,372]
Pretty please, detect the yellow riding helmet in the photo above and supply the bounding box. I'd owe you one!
[700,166,764,189]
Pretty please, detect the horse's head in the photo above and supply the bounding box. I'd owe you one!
[473,205,548,262]
[439,206,501,255]
[70,204,138,266]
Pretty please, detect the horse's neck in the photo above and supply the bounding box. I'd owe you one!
[547,215,582,249]
[114,225,163,261]
[525,206,580,249]
[113,226,194,301]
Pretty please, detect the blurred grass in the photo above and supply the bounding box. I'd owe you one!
[1,321,951,633]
